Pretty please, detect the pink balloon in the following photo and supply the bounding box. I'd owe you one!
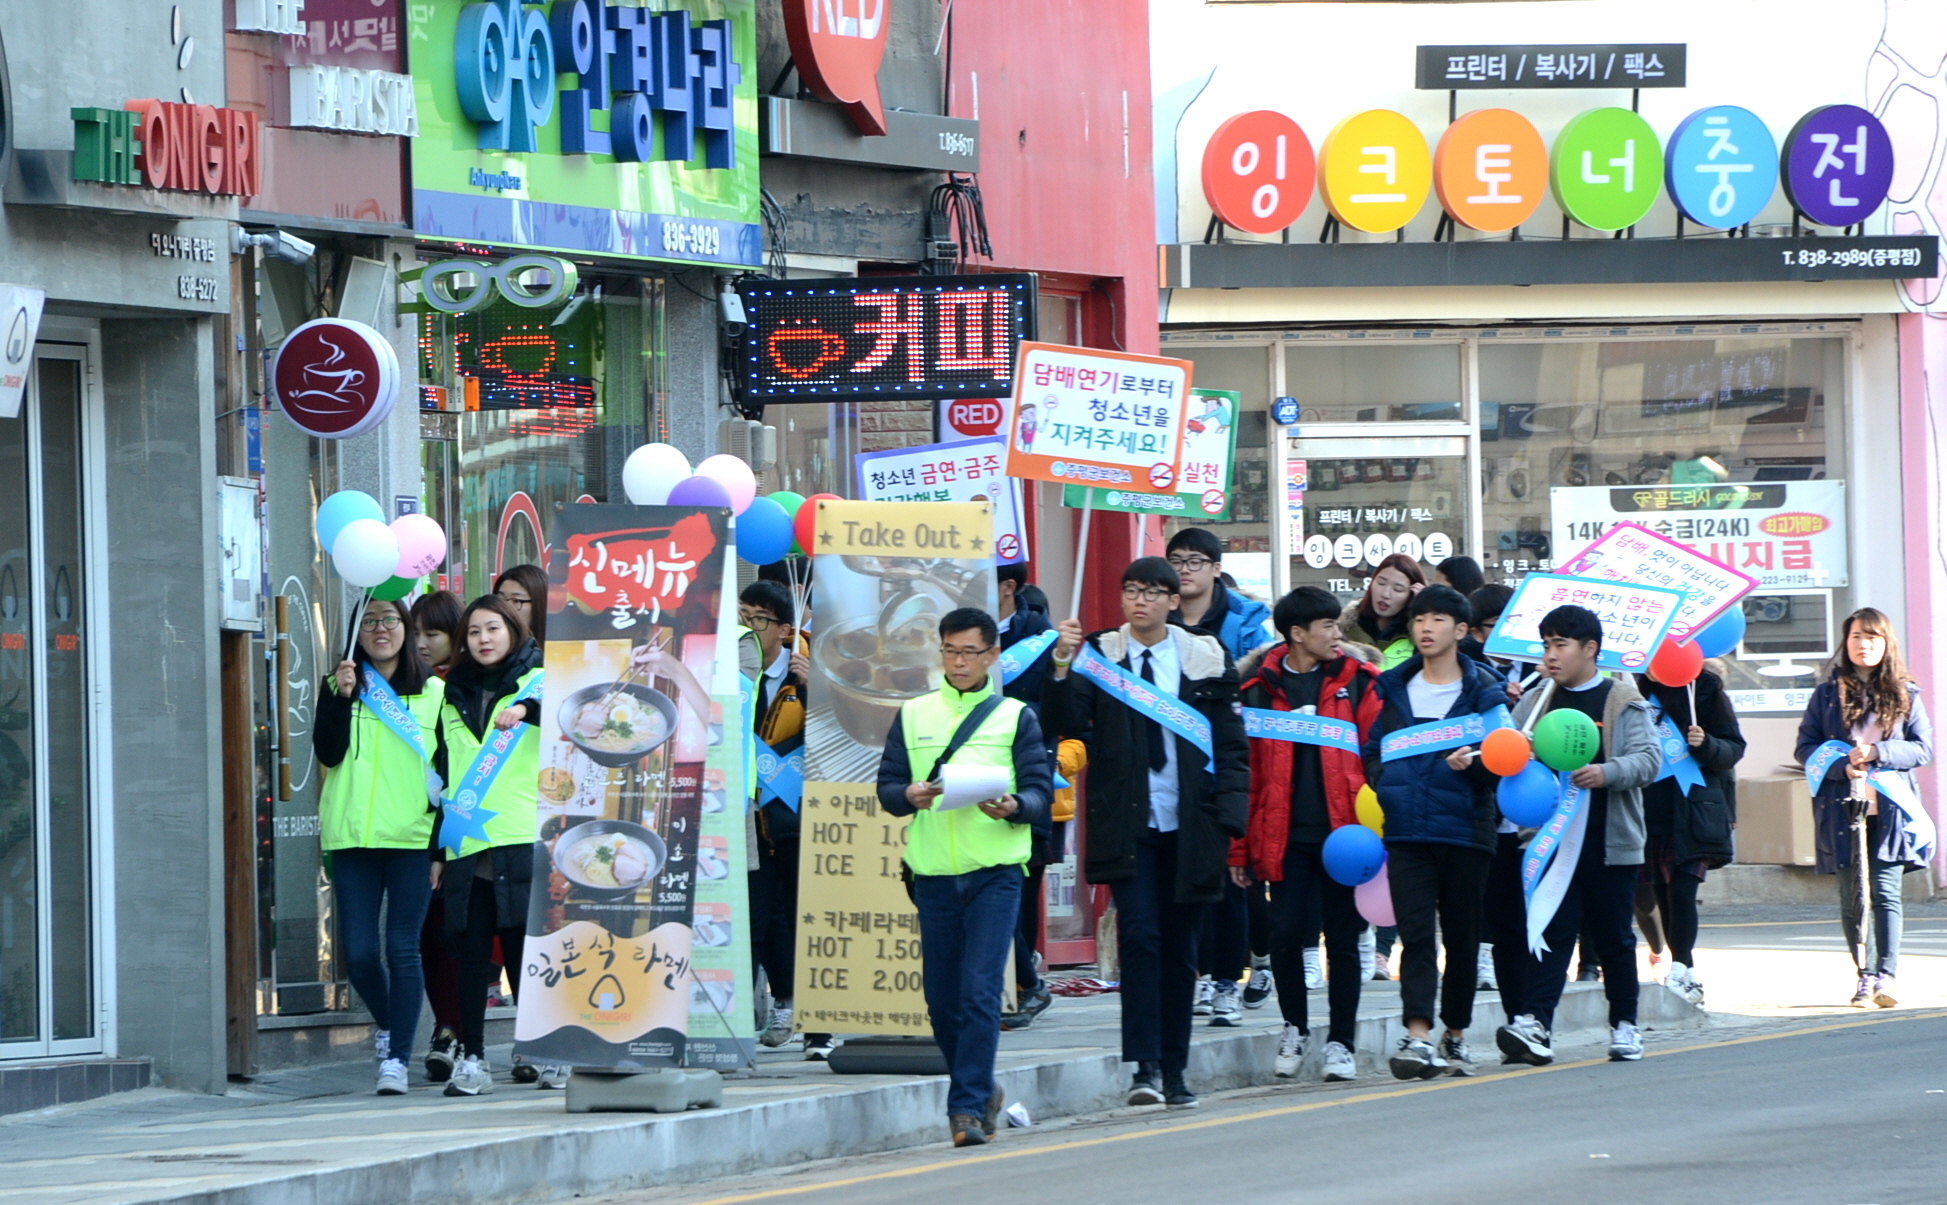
[667,474,733,509]
[391,513,448,578]
[1354,862,1396,928]
[693,453,757,515]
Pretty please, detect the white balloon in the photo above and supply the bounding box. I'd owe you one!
[623,443,693,505]
[693,453,758,515]
[332,518,403,588]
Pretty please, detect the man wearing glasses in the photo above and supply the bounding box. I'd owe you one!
[1166,529,1274,664]
[1045,558,1250,1109]
[878,608,1052,1147]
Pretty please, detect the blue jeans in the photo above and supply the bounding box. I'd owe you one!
[912,864,1022,1118]
[1837,844,1905,977]
[332,847,435,1060]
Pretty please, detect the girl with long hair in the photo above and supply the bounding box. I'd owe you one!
[406,589,467,1081]
[1339,554,1426,671]
[1795,608,1933,1008]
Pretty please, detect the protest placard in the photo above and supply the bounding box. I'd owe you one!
[1483,572,1685,671]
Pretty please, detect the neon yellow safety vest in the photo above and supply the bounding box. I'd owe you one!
[437,666,543,857]
[320,675,447,852]
[897,680,1031,877]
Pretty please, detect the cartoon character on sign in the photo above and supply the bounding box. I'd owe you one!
[1017,401,1040,452]
[1185,393,1232,435]
[782,0,889,136]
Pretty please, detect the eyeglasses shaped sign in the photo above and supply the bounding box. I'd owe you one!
[1433,108,1546,232]
[1202,110,1315,234]
[1319,109,1431,233]
[1664,105,1777,230]
[1782,105,1894,229]
[1551,106,1664,231]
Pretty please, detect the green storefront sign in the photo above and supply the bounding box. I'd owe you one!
[1063,388,1241,521]
[1551,106,1664,232]
[408,0,762,265]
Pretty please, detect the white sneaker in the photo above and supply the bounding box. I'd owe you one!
[1439,1034,1477,1077]
[1495,1014,1553,1066]
[1358,929,1376,982]
[1193,975,1215,1016]
[804,1034,837,1061]
[1303,947,1324,991]
[376,1058,408,1095]
[1666,962,1705,1007]
[536,1064,570,1089]
[1243,961,1274,1009]
[1476,944,1497,991]
[1209,981,1242,1027]
[1608,1021,1644,1062]
[443,1054,494,1096]
[759,1004,795,1048]
[1274,1023,1306,1078]
[1321,1040,1357,1082]
[1388,1036,1444,1081]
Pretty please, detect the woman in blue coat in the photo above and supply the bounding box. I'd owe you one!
[1795,608,1933,1009]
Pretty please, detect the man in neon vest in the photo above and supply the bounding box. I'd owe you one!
[878,607,1052,1148]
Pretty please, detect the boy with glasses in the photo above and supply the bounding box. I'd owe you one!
[1045,558,1250,1109]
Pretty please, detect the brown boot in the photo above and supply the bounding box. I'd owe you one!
[983,1088,1004,1137]
[950,1115,987,1147]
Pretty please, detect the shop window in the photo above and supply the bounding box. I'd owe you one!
[1162,346,1276,603]
[1283,341,1463,423]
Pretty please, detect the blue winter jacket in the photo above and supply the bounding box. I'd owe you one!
[1179,580,1274,664]
[1794,678,1933,874]
[1361,653,1508,852]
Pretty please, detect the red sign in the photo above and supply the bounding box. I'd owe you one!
[942,397,1009,439]
[271,319,399,439]
[1201,111,1314,234]
[125,100,261,196]
[781,0,888,136]
[563,513,721,618]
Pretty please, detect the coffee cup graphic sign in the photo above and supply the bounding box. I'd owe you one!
[782,0,889,136]
[273,318,400,439]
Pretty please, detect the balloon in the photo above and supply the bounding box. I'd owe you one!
[795,493,842,556]
[371,575,417,602]
[332,518,403,588]
[622,443,692,505]
[667,474,733,508]
[1690,606,1747,659]
[316,490,383,552]
[1355,785,1384,835]
[1648,636,1704,688]
[694,454,758,515]
[390,513,447,578]
[736,496,795,566]
[1322,823,1386,887]
[1354,864,1396,927]
[1496,760,1560,827]
[1481,727,1533,777]
[766,490,807,554]
[1533,707,1600,772]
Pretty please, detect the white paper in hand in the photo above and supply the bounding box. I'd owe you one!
[935,763,1011,811]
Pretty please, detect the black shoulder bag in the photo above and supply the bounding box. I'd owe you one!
[899,695,1007,897]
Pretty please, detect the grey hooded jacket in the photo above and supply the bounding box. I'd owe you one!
[1510,672,1661,865]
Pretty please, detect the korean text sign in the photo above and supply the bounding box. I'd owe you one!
[856,436,1028,564]
[1004,343,1193,496]
[1552,519,1757,641]
[1483,573,1684,671]
[1551,482,1844,592]
[793,782,930,1037]
[1062,388,1240,520]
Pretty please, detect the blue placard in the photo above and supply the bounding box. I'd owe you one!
[1481,573,1686,673]
[1665,105,1778,230]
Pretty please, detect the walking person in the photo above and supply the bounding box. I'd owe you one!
[1795,608,1934,1008]
[1496,605,1660,1066]
[997,563,1058,1029]
[878,608,1052,1147]
[1233,587,1381,1083]
[1045,557,1250,1109]
[1466,582,1516,994]
[314,597,446,1095]
[1363,586,1507,1079]
[435,595,546,1096]
[1635,659,1744,1006]
[409,588,467,1082]
[1339,553,1424,670]
[493,564,549,644]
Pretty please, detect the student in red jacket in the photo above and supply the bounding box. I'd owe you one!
[1232,587,1381,1083]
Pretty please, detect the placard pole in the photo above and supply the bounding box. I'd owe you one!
[1069,490,1094,621]
[342,587,370,668]
[1518,678,1555,736]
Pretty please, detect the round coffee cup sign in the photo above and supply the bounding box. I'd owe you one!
[273,318,400,439]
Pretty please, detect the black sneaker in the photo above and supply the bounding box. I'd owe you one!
[510,1056,539,1084]
[424,1026,458,1083]
[1163,1071,1199,1109]
[1127,1061,1164,1106]
[1575,964,1601,983]
[1242,962,1274,1009]
[1001,982,1054,1030]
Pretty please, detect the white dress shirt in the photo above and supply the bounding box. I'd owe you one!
[1128,628,1181,832]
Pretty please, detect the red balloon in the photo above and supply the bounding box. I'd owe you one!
[1648,636,1704,687]
[795,493,842,555]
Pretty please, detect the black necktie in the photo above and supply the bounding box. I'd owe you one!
[1140,649,1167,772]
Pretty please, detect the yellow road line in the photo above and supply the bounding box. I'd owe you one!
[676,1009,1947,1205]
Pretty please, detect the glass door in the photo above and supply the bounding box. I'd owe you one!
[1288,434,1475,604]
[0,347,103,1059]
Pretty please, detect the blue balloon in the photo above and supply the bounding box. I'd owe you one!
[736,496,795,566]
[1322,823,1386,886]
[1691,606,1747,660]
[316,490,384,552]
[1497,760,1560,828]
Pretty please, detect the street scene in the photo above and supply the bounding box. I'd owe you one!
[2,0,1947,1202]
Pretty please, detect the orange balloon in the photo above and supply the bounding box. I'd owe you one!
[1481,727,1533,777]
[1433,108,1547,233]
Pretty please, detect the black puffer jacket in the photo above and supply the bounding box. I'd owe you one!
[1635,668,1745,870]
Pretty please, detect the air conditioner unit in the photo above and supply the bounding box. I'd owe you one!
[716,419,779,472]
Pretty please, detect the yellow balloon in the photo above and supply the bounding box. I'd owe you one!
[1355,785,1384,835]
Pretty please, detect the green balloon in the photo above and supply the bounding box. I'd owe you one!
[1532,708,1600,773]
[767,491,807,554]
[371,575,418,602]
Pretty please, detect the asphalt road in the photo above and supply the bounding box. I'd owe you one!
[609,1008,1947,1205]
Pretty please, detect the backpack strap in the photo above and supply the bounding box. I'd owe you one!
[929,695,1007,781]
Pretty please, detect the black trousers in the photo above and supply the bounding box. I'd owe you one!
[455,875,524,1059]
[1267,840,1362,1048]
[1483,830,1530,1024]
[1388,842,1491,1033]
[1195,876,1251,981]
[1525,855,1640,1030]
[1109,829,1203,1074]
[749,835,801,1003]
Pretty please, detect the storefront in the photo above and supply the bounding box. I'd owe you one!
[1151,0,1945,876]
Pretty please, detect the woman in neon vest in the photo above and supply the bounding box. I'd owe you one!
[435,594,546,1096]
[314,597,447,1097]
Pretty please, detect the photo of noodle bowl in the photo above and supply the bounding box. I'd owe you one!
[557,682,679,767]
[551,820,666,897]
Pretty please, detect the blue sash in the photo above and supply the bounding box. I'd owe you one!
[1071,643,1214,772]
[1378,705,1511,763]
[360,666,429,761]
[1806,739,1938,864]
[1241,707,1361,754]
[440,671,546,854]
[757,741,806,812]
[999,630,1059,685]
[1520,772,1590,955]
[1649,703,1705,792]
